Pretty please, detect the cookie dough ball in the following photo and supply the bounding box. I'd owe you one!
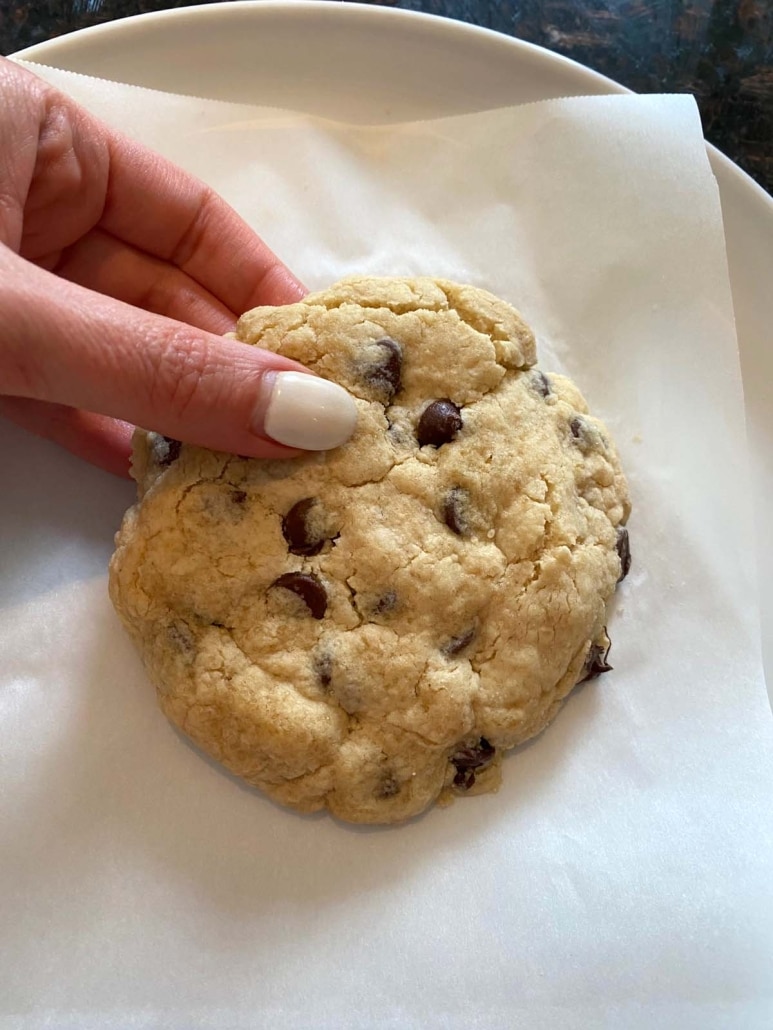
[110,277,631,823]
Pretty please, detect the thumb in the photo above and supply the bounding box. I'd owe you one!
[0,251,357,458]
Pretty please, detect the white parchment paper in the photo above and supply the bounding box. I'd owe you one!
[1,67,772,1028]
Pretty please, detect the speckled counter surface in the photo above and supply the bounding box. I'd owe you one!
[1,0,771,194]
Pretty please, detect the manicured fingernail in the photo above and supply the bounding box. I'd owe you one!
[259,372,358,450]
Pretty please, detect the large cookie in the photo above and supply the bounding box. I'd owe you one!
[110,277,631,823]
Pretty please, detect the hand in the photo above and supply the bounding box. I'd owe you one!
[0,58,356,476]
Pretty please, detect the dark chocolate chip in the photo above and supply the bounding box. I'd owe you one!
[167,622,194,653]
[579,639,613,683]
[363,337,403,402]
[451,738,495,772]
[314,650,333,688]
[372,591,398,616]
[442,627,475,657]
[451,738,496,790]
[443,487,469,536]
[282,498,325,556]
[453,768,477,790]
[417,400,463,448]
[570,416,605,453]
[378,775,401,799]
[271,572,328,619]
[616,527,631,582]
[159,436,182,466]
[231,489,248,505]
[532,370,551,398]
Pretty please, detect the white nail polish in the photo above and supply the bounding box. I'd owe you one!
[262,372,358,450]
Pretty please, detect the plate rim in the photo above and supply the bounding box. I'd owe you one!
[12,0,773,215]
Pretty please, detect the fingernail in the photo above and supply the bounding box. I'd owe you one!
[259,372,358,450]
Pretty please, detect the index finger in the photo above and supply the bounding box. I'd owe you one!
[99,130,305,313]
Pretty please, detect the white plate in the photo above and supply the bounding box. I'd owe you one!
[15,0,773,697]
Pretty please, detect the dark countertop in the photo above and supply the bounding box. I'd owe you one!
[1,0,771,195]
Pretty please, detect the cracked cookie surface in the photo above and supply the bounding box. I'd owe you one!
[109,276,631,823]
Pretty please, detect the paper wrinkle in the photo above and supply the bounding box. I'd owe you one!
[1,66,773,1029]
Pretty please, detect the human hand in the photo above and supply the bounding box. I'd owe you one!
[0,58,356,476]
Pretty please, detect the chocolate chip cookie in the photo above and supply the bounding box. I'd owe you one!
[109,276,631,823]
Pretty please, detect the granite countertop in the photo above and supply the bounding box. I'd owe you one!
[1,0,771,195]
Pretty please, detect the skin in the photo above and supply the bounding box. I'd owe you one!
[0,57,310,477]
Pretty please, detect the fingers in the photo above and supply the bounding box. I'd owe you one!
[2,58,304,310]
[0,249,357,459]
[98,136,306,311]
[0,396,133,477]
[2,57,109,257]
[51,227,236,335]
[0,60,329,471]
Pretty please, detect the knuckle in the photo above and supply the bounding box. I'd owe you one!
[169,189,217,268]
[132,269,178,319]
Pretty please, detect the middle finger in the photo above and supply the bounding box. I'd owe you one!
[47,227,237,334]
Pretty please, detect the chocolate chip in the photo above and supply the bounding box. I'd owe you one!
[271,572,328,619]
[442,627,475,657]
[159,436,182,466]
[453,768,477,790]
[417,400,463,448]
[532,370,551,397]
[451,738,495,772]
[616,527,631,582]
[451,738,495,789]
[363,337,403,402]
[372,591,398,616]
[314,650,333,688]
[231,489,248,505]
[282,498,326,556]
[579,639,613,683]
[443,487,469,536]
[167,622,194,653]
[378,775,401,799]
[569,415,602,452]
